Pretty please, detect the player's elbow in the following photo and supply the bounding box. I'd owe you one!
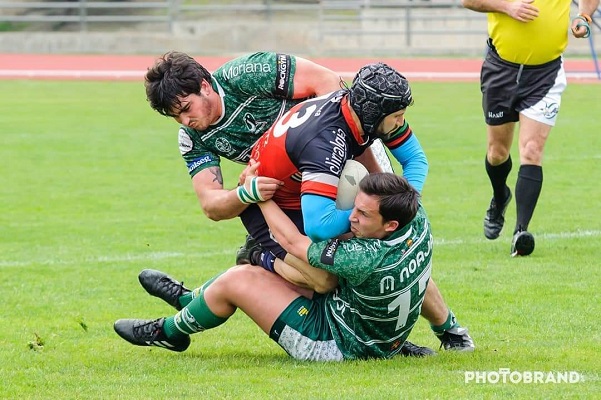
[201,205,234,222]
[204,213,224,222]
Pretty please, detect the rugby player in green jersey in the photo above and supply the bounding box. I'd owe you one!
[115,173,434,360]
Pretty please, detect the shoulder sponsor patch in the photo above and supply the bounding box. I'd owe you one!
[178,128,193,155]
[275,53,291,98]
[320,239,340,266]
[187,155,213,174]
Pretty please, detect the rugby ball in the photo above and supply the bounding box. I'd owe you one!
[336,160,369,210]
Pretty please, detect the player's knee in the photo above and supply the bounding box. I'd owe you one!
[520,142,544,164]
[487,147,510,164]
[217,265,255,289]
[221,264,272,290]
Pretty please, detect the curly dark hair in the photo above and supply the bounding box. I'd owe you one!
[145,51,212,117]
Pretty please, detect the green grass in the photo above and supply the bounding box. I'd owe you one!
[1,79,600,399]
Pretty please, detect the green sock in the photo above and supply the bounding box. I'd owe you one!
[431,310,458,334]
[163,290,228,337]
[178,273,223,308]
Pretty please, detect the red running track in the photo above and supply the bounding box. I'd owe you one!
[0,53,599,82]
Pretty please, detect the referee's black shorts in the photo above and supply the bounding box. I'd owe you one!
[480,43,566,126]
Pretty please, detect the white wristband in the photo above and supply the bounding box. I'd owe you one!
[236,177,264,204]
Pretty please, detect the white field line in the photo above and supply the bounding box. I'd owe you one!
[433,229,601,246]
[0,249,231,268]
[1,69,599,80]
[1,229,600,268]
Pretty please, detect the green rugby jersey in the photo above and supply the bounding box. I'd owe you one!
[307,206,433,359]
[178,52,306,177]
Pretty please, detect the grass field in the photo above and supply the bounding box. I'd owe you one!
[1,79,600,399]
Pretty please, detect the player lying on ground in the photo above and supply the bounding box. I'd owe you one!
[114,173,434,360]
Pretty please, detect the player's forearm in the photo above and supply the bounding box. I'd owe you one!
[461,0,511,14]
[191,167,249,221]
[257,200,311,261]
[580,0,600,16]
[390,135,428,193]
[195,185,249,221]
[282,254,338,294]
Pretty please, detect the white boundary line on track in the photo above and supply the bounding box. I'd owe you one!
[2,229,600,267]
[1,70,600,80]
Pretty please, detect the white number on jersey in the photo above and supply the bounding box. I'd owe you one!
[387,265,431,331]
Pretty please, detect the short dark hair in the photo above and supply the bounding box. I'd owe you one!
[144,51,212,117]
[358,173,420,230]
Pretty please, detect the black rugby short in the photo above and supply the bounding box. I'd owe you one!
[480,45,563,126]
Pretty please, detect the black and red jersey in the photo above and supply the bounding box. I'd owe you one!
[251,90,375,209]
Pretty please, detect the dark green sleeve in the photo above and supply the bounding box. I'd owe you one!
[178,126,221,177]
[308,238,380,286]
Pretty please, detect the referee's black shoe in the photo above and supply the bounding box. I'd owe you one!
[511,229,535,257]
[483,190,512,240]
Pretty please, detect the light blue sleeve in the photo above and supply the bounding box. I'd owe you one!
[389,134,429,193]
[301,194,352,242]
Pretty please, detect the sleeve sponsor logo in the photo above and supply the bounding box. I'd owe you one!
[320,239,340,265]
[178,128,193,155]
[187,155,213,173]
[221,62,272,81]
[275,53,291,98]
[343,240,382,254]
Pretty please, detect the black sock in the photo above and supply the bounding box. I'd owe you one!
[514,164,543,233]
[485,155,512,204]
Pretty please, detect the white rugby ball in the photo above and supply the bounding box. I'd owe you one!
[336,160,369,210]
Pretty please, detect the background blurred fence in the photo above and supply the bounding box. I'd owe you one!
[0,0,598,57]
